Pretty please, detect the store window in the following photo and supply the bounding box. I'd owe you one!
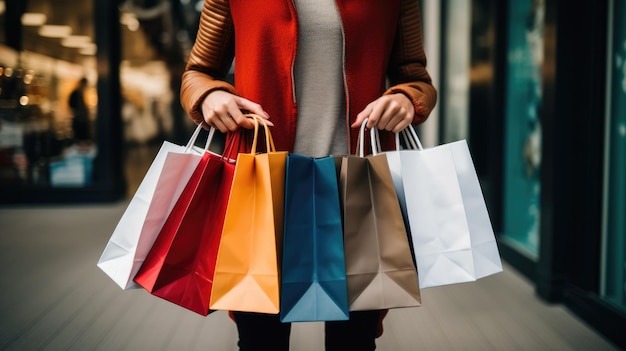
[601,0,626,313]
[115,0,205,194]
[0,0,98,189]
[119,2,178,147]
[500,0,545,258]
[441,0,471,143]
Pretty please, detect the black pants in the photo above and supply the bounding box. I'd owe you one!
[232,310,381,351]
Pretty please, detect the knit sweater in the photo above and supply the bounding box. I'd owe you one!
[292,0,347,157]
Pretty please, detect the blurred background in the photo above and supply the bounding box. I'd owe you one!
[0,0,624,349]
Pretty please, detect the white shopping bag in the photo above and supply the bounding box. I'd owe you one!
[379,126,502,288]
[97,125,213,289]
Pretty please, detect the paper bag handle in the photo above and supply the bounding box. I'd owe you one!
[401,124,423,150]
[187,122,243,164]
[369,123,421,156]
[367,122,424,156]
[368,124,424,155]
[369,126,384,156]
[184,123,217,153]
[358,118,379,157]
[246,113,276,154]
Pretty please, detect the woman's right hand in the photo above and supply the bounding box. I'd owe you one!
[201,90,272,132]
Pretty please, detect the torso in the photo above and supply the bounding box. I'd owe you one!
[291,0,348,157]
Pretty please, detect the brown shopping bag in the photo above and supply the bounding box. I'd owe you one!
[337,119,421,311]
[209,114,288,314]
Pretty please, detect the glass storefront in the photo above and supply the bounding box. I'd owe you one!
[501,0,545,258]
[117,1,192,147]
[0,0,98,189]
[441,0,471,143]
[602,0,626,313]
[0,0,199,201]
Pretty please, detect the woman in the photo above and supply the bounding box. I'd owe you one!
[180,0,437,349]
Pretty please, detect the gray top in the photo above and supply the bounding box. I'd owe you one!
[292,0,348,157]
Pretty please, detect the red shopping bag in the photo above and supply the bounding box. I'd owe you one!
[133,131,237,315]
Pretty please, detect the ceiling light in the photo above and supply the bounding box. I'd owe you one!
[79,44,97,56]
[24,72,34,85]
[38,25,72,38]
[121,12,140,31]
[61,36,92,48]
[21,13,47,26]
[19,96,30,106]
[0,1,5,15]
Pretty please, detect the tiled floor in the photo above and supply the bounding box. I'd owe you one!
[0,144,619,350]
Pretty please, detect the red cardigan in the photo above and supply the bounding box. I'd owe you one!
[181,0,437,154]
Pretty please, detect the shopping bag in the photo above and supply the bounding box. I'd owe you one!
[210,114,288,314]
[133,128,237,315]
[337,119,421,311]
[398,125,503,288]
[373,129,417,238]
[372,128,422,264]
[97,124,207,289]
[280,154,349,322]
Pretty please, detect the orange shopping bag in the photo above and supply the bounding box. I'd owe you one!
[209,114,287,314]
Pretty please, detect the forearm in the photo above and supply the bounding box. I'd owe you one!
[180,0,237,124]
[385,0,437,125]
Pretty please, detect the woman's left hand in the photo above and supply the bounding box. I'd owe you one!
[352,93,415,132]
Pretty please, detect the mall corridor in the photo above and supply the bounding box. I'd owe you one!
[0,144,619,351]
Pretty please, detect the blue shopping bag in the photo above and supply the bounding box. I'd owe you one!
[280,154,349,322]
